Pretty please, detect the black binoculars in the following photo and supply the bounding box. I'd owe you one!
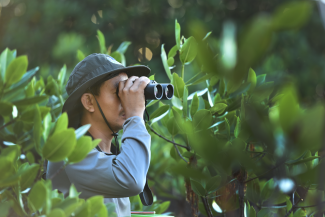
[116,80,174,100]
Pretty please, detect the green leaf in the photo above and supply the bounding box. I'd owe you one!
[155,201,170,214]
[0,157,15,181]
[0,48,16,82]
[228,82,251,98]
[110,51,125,66]
[210,103,227,115]
[190,93,199,118]
[278,87,299,132]
[68,136,92,163]
[19,163,40,191]
[77,50,85,62]
[247,68,256,94]
[45,76,60,96]
[12,95,48,106]
[0,102,13,117]
[175,19,181,50]
[53,197,80,217]
[179,36,198,64]
[161,44,172,81]
[43,112,52,141]
[75,124,91,140]
[168,45,178,59]
[0,201,12,217]
[146,100,158,108]
[293,208,305,217]
[261,178,275,202]
[116,41,131,54]
[193,109,213,130]
[286,156,320,166]
[150,104,169,121]
[28,181,47,211]
[47,208,65,217]
[148,75,155,80]
[203,31,212,41]
[249,205,256,217]
[190,179,206,196]
[74,202,90,217]
[183,87,188,118]
[172,73,185,98]
[4,66,39,98]
[256,74,266,86]
[87,195,104,217]
[206,175,221,193]
[69,184,81,198]
[26,152,35,164]
[272,1,312,31]
[58,64,67,88]
[97,30,106,54]
[4,55,28,87]
[167,118,179,136]
[234,117,241,138]
[53,112,68,135]
[33,105,42,155]
[167,57,174,66]
[286,198,293,217]
[42,129,77,162]
[246,178,260,205]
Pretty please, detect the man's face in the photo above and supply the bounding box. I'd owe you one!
[93,72,128,131]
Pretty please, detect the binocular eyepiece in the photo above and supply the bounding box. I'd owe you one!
[116,80,174,100]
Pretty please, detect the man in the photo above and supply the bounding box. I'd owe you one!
[46,53,152,217]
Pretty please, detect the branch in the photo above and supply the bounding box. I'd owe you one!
[201,196,213,217]
[284,199,302,217]
[173,143,188,164]
[244,160,286,183]
[0,118,17,131]
[296,201,325,209]
[148,124,190,151]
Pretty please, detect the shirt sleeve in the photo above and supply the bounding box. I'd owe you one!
[64,116,151,198]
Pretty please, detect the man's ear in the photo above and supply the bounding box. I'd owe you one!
[81,93,95,113]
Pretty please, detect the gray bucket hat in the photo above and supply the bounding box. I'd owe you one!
[62,53,150,128]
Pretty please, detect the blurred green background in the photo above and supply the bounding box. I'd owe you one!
[1,0,325,216]
[1,0,325,104]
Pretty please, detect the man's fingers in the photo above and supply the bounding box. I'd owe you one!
[130,77,150,91]
[123,76,139,90]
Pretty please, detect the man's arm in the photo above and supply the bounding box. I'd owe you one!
[65,116,151,198]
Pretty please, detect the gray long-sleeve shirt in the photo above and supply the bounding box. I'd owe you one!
[46,116,151,217]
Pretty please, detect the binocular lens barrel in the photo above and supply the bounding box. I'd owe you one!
[116,80,173,100]
[161,84,174,100]
[144,83,163,100]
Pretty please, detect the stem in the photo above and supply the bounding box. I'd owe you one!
[244,160,285,183]
[173,139,188,163]
[0,118,17,131]
[148,124,190,151]
[201,196,213,217]
[185,72,201,85]
[296,201,325,209]
[181,64,185,80]
[284,199,302,217]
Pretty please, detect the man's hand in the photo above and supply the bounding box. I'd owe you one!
[118,76,150,119]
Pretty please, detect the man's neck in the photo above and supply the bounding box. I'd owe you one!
[80,117,114,154]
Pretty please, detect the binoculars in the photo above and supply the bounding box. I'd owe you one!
[116,80,174,100]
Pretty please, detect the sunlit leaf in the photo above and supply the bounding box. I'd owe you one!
[179,36,198,64]
[42,129,77,162]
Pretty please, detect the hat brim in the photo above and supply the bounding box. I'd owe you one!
[62,65,150,129]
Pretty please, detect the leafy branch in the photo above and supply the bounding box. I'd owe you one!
[148,124,190,151]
